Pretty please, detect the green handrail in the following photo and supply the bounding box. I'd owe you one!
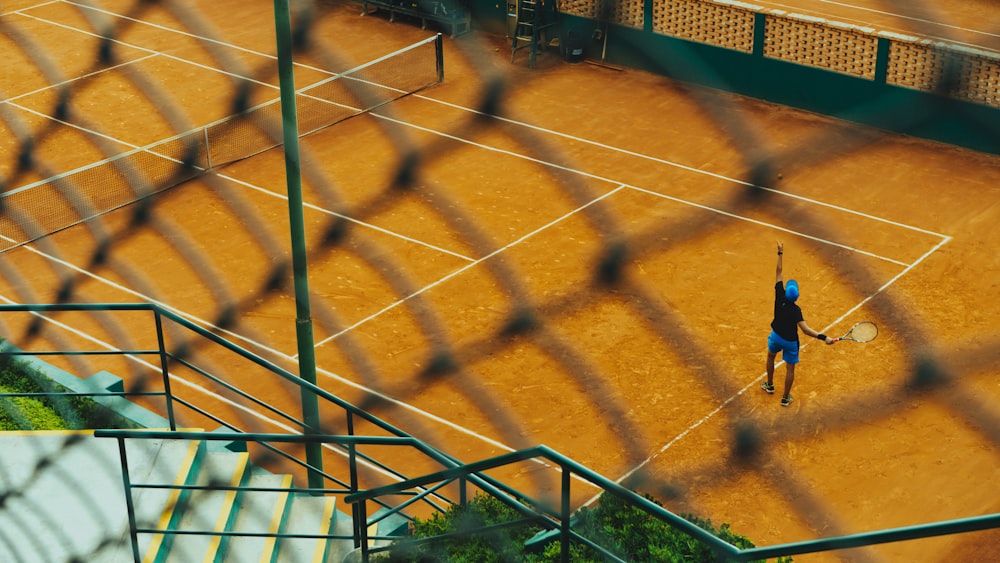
[346,443,1000,562]
[8,302,1000,562]
[346,444,737,560]
[0,302,416,438]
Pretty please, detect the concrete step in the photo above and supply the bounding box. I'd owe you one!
[0,431,205,563]
[129,436,206,561]
[0,432,380,563]
[274,493,338,563]
[217,468,293,563]
[325,503,360,563]
[150,449,250,562]
[342,508,411,563]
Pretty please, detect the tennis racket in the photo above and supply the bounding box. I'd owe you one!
[837,321,878,343]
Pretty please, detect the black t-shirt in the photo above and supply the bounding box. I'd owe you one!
[771,281,803,341]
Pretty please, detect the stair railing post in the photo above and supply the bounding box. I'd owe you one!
[114,435,142,563]
[560,466,570,563]
[359,500,370,562]
[152,307,176,430]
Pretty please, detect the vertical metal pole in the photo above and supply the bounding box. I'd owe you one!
[359,501,371,562]
[203,128,212,169]
[116,437,142,563]
[347,412,363,549]
[434,33,444,83]
[273,0,324,489]
[560,467,570,563]
[153,309,176,431]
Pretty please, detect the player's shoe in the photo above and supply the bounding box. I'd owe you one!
[781,395,794,407]
[760,381,774,394]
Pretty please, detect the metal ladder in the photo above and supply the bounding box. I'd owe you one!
[510,0,554,67]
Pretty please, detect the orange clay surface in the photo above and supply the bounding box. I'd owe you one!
[1,1,999,561]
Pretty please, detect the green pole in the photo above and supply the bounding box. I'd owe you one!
[272,0,324,489]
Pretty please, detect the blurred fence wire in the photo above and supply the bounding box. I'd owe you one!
[1,0,999,561]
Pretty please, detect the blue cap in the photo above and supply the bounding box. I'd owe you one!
[785,280,799,302]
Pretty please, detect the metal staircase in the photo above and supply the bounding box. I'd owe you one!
[0,431,408,562]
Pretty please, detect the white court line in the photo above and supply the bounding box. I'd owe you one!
[16,9,281,90]
[1,0,59,18]
[629,185,911,266]
[407,96,949,240]
[364,110,931,268]
[217,174,476,263]
[0,53,159,106]
[308,185,625,348]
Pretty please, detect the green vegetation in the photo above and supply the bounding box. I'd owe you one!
[386,493,540,562]
[0,352,102,430]
[385,491,790,562]
[0,382,68,430]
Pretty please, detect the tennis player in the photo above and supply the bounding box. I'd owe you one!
[761,241,835,406]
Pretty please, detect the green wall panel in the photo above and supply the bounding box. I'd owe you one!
[467,4,1000,154]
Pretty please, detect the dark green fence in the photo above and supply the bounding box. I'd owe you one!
[467,0,1000,153]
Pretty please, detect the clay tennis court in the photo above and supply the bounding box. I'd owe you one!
[2,0,999,561]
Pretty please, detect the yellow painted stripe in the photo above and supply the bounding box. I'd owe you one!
[1,427,199,436]
[204,452,250,562]
[312,497,338,563]
[367,520,378,548]
[1,429,93,436]
[258,474,293,563]
[143,439,203,563]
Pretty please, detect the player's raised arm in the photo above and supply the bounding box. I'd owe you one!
[776,241,784,283]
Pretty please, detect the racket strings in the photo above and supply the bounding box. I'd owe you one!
[850,321,878,342]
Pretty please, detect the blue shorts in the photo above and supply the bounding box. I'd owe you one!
[768,331,800,364]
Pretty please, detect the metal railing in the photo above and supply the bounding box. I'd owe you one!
[347,444,1000,562]
[92,429,463,562]
[4,302,999,562]
[0,303,464,558]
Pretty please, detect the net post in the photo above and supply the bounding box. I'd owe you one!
[435,32,444,83]
[203,127,212,169]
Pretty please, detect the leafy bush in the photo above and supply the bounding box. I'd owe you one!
[386,490,790,562]
[385,493,541,562]
[556,492,790,563]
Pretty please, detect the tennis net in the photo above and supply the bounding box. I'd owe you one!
[0,34,444,254]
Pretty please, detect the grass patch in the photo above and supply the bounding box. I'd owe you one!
[0,350,108,430]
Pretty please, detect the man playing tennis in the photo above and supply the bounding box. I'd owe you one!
[761,241,835,406]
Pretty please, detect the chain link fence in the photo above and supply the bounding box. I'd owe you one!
[1,0,999,560]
